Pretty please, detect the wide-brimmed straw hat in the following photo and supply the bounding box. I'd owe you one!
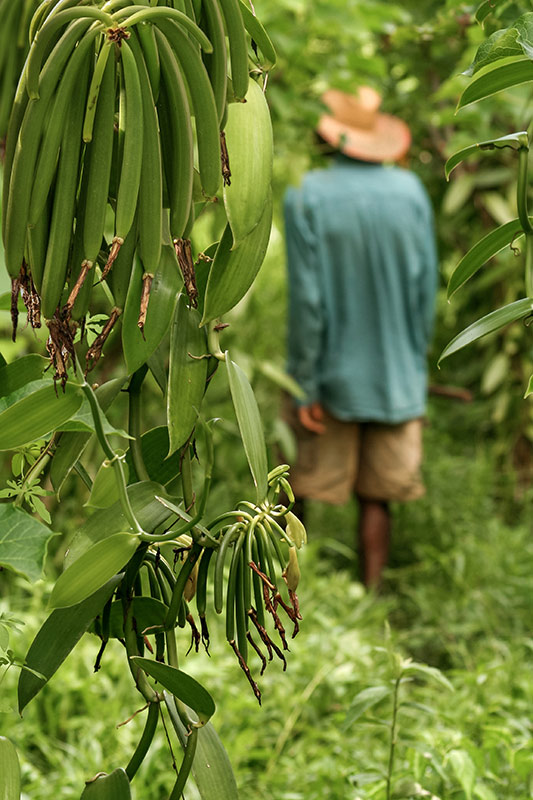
[316,87,411,163]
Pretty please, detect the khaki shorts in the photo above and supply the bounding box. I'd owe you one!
[282,398,425,505]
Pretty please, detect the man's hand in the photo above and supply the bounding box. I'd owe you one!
[298,402,326,434]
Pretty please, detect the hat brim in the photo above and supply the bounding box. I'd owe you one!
[317,112,411,163]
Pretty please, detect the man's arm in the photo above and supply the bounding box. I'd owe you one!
[284,186,324,411]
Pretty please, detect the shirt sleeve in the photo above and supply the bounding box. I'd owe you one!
[284,186,324,406]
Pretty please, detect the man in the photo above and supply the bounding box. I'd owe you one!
[283,86,437,588]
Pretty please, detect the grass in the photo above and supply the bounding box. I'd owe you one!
[2,397,533,800]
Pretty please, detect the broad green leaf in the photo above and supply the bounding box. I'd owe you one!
[226,354,268,502]
[464,27,522,76]
[80,769,131,800]
[131,658,215,725]
[343,685,393,729]
[524,375,533,398]
[458,58,533,110]
[65,481,175,567]
[167,295,208,456]
[447,218,524,298]
[0,354,47,397]
[439,298,533,364]
[445,132,528,180]
[201,194,273,326]
[0,382,83,451]
[50,377,127,495]
[49,533,139,609]
[0,505,58,582]
[449,749,476,800]
[223,78,273,245]
[125,427,180,485]
[402,661,454,691]
[89,597,168,638]
[0,737,20,800]
[18,575,123,712]
[474,784,498,800]
[167,702,239,800]
[86,454,129,508]
[58,398,131,438]
[122,246,182,374]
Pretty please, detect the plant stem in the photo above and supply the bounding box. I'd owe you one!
[386,676,401,800]
[128,365,151,483]
[517,146,533,234]
[125,700,160,780]
[81,379,144,536]
[168,726,198,800]
[526,233,533,298]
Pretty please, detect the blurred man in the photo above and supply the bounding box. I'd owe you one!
[283,87,437,587]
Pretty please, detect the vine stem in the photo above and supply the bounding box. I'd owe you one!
[79,372,144,536]
[517,146,532,234]
[386,676,401,800]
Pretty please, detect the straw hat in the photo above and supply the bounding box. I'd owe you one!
[316,87,411,163]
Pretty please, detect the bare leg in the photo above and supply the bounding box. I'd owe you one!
[356,496,390,588]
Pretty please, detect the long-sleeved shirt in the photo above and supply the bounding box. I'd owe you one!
[284,155,438,423]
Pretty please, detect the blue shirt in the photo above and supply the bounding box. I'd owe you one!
[284,156,438,423]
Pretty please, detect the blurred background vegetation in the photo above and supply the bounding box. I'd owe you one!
[2,0,533,798]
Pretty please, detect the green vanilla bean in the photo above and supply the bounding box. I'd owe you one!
[526,234,533,298]
[128,365,151,483]
[125,701,160,781]
[168,726,198,800]
[164,543,202,629]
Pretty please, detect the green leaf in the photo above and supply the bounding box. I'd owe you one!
[0,355,47,397]
[0,382,83,451]
[131,658,215,725]
[125,427,180,485]
[80,769,131,800]
[402,661,454,691]
[343,685,393,728]
[167,295,208,456]
[475,0,505,26]
[0,737,20,800]
[464,27,522,76]
[439,298,533,364]
[168,708,239,800]
[458,58,533,110]
[223,78,273,245]
[201,194,273,326]
[445,132,528,180]
[524,375,533,398]
[65,481,175,567]
[449,749,476,800]
[226,354,268,502]
[122,246,182,375]
[18,575,123,713]
[49,533,139,609]
[447,218,524,298]
[256,359,306,399]
[50,377,128,495]
[0,505,58,582]
[86,454,129,509]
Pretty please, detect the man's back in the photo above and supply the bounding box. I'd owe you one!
[284,155,437,423]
